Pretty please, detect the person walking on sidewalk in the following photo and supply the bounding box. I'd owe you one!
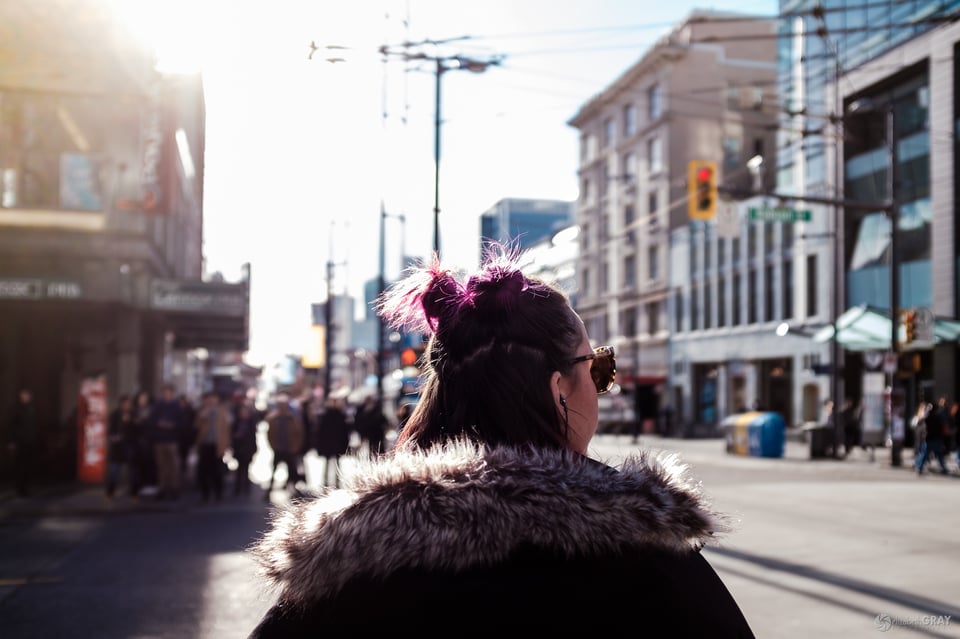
[194,392,231,502]
[231,401,260,497]
[6,388,39,497]
[315,396,351,488]
[264,395,304,500]
[152,384,183,501]
[917,396,950,475]
[105,394,136,499]
[248,245,754,637]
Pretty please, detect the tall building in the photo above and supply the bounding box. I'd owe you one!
[568,10,778,426]
[479,198,574,257]
[0,0,248,479]
[772,0,960,436]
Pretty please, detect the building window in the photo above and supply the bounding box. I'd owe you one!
[624,203,635,228]
[648,190,658,218]
[704,281,712,330]
[582,267,590,297]
[690,232,698,275]
[623,151,637,182]
[647,137,662,173]
[624,255,636,289]
[748,269,757,323]
[624,306,637,337]
[718,276,726,327]
[783,222,793,247]
[806,254,817,316]
[584,133,597,161]
[600,213,609,243]
[647,300,660,335]
[601,261,609,292]
[623,103,637,137]
[748,224,757,258]
[648,84,661,120]
[704,227,712,271]
[723,136,741,170]
[732,276,742,325]
[691,283,700,331]
[718,237,726,269]
[764,222,775,256]
[581,223,590,251]
[726,83,739,109]
[674,287,684,332]
[764,264,775,322]
[782,259,793,321]
[603,117,615,148]
[648,245,659,280]
[581,178,591,205]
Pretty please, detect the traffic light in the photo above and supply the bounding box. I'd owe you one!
[688,160,718,220]
[902,309,916,344]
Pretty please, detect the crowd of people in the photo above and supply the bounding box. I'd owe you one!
[99,384,401,503]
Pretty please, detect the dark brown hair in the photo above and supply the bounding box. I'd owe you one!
[377,243,583,449]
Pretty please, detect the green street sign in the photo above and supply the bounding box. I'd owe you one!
[748,206,812,222]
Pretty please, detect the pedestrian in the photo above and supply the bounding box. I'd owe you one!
[176,394,197,488]
[131,390,155,498]
[151,384,183,500]
[194,392,231,502]
[105,394,136,499]
[314,397,351,488]
[916,396,949,475]
[248,245,754,636]
[352,395,388,457]
[841,398,861,458]
[264,394,304,500]
[231,401,260,497]
[5,388,39,497]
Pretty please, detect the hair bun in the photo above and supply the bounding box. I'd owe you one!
[468,266,526,313]
[421,271,463,325]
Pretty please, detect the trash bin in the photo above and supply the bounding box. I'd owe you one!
[804,423,834,459]
[722,411,785,458]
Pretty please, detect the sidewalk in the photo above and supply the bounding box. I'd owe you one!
[0,481,280,520]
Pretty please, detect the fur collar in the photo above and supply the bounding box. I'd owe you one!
[251,440,727,605]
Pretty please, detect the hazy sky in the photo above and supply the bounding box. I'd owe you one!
[114,0,777,366]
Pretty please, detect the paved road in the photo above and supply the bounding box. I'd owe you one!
[590,434,960,638]
[1,432,957,638]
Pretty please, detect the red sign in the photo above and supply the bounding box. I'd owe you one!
[77,375,108,483]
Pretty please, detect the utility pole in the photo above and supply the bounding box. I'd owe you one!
[378,43,502,258]
[324,258,334,400]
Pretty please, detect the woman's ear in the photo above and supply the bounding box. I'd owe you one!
[550,370,563,407]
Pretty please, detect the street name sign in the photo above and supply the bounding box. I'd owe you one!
[748,206,812,222]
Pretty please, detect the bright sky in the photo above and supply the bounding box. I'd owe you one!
[111,0,777,368]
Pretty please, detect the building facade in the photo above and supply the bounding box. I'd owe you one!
[479,197,575,258]
[568,10,779,427]
[0,0,249,480]
[773,0,960,433]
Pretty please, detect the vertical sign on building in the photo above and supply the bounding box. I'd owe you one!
[77,374,108,483]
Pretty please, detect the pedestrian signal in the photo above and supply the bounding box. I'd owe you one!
[688,160,718,220]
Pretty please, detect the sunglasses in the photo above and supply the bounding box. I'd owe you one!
[569,345,616,394]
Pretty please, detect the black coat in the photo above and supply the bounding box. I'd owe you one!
[313,407,351,458]
[249,441,754,637]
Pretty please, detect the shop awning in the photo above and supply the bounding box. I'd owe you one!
[812,304,960,351]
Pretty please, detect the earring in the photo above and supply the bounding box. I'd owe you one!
[559,395,569,428]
